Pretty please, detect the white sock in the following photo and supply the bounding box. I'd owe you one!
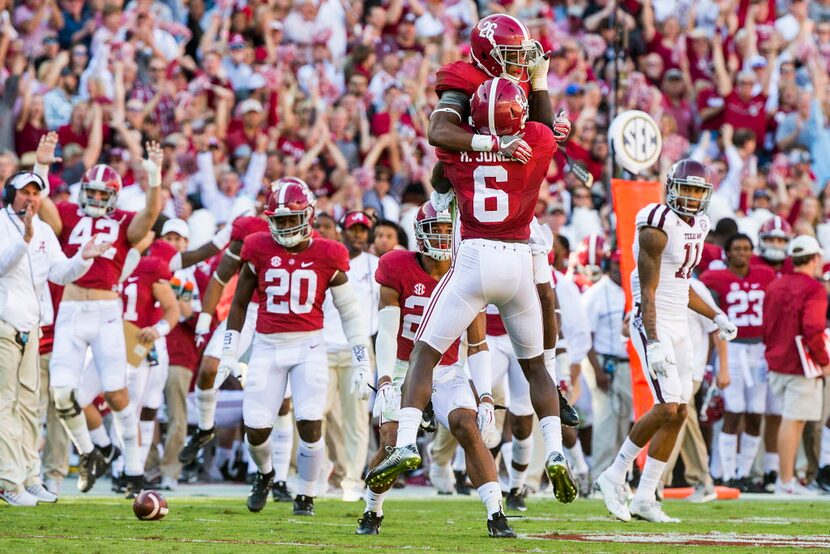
[271,416,293,482]
[395,407,422,447]
[718,432,738,481]
[112,404,142,476]
[452,445,466,473]
[763,452,779,474]
[821,426,830,467]
[138,419,155,467]
[539,416,563,454]
[604,437,642,485]
[508,436,533,490]
[89,425,111,448]
[737,433,761,478]
[500,442,513,471]
[633,456,666,503]
[246,438,273,475]
[364,489,387,516]
[566,439,590,475]
[297,438,324,497]
[59,412,94,454]
[196,387,217,431]
[477,481,503,519]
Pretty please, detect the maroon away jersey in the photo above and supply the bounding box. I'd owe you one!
[436,122,555,241]
[57,202,136,291]
[375,250,460,365]
[700,265,776,341]
[122,256,172,329]
[233,216,269,303]
[241,234,349,333]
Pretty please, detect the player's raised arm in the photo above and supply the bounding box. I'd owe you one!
[33,131,63,235]
[127,142,164,245]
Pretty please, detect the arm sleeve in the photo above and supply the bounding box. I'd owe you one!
[242,152,267,198]
[330,281,370,349]
[375,306,400,380]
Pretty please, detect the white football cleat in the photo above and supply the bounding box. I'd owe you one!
[0,488,38,507]
[686,483,717,503]
[629,498,680,523]
[26,483,57,503]
[775,478,819,496]
[594,472,631,522]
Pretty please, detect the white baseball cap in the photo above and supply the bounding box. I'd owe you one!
[161,218,190,239]
[788,235,823,258]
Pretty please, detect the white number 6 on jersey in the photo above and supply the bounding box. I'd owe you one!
[473,166,509,223]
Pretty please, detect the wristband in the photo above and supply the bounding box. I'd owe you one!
[531,76,548,92]
[143,159,161,188]
[471,134,496,152]
[33,163,51,196]
[195,312,212,334]
[154,320,171,337]
[223,329,240,355]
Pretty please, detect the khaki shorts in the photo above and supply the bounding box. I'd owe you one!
[769,372,824,422]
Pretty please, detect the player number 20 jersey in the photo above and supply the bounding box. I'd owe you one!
[631,203,710,321]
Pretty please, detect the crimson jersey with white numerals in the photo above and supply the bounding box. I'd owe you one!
[631,203,710,319]
[233,216,269,303]
[375,250,460,366]
[241,233,349,333]
[57,202,136,291]
[436,122,555,241]
[700,265,776,341]
[122,256,172,329]
[434,60,531,105]
[750,254,793,277]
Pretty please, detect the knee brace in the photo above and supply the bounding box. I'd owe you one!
[51,387,81,418]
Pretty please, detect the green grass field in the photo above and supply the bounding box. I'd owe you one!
[2,496,830,553]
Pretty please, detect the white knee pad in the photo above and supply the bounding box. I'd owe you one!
[51,386,81,418]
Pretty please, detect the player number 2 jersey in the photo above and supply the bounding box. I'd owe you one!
[375,250,460,366]
[631,203,710,321]
[241,233,350,334]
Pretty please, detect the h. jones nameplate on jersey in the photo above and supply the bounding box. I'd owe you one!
[608,110,662,175]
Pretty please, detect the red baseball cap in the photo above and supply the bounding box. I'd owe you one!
[342,211,374,230]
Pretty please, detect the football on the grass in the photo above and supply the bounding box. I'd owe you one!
[132,490,168,520]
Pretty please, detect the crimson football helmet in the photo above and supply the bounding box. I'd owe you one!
[470,14,542,82]
[758,215,793,262]
[576,234,609,284]
[470,77,528,136]
[415,202,453,261]
[265,178,316,247]
[80,164,122,217]
[665,159,712,217]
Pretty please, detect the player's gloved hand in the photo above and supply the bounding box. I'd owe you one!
[234,362,248,388]
[476,401,501,449]
[529,218,554,256]
[553,109,572,143]
[430,189,454,213]
[194,312,212,348]
[529,50,550,91]
[372,378,400,421]
[714,313,738,342]
[216,351,239,388]
[350,344,372,400]
[493,134,532,164]
[645,340,672,379]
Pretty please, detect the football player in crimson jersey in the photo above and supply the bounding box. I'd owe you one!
[595,159,739,523]
[357,203,514,538]
[35,139,163,494]
[222,180,372,516]
[752,216,795,276]
[700,234,776,492]
[368,78,578,505]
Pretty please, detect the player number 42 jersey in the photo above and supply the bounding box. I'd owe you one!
[631,203,710,319]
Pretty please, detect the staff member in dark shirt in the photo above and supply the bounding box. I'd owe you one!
[763,235,830,496]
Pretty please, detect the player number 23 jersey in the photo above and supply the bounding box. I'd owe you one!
[631,203,710,319]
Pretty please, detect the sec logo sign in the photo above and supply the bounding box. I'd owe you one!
[608,110,662,175]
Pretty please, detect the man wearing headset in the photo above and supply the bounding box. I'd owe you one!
[0,171,111,507]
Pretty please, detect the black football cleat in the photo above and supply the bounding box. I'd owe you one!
[293,495,315,516]
[420,402,438,433]
[763,471,778,493]
[505,487,527,512]
[178,426,215,465]
[558,387,580,427]
[487,512,516,538]
[271,480,292,502]
[77,448,105,493]
[99,444,120,475]
[124,474,145,499]
[355,511,383,535]
[455,470,472,496]
[247,470,274,512]
[111,474,126,494]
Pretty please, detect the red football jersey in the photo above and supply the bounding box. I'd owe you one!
[148,239,178,268]
[232,216,269,303]
[435,60,531,99]
[700,265,776,340]
[437,122,555,241]
[241,233,350,333]
[750,254,793,277]
[375,250,460,365]
[122,256,173,329]
[57,202,136,292]
[485,305,507,337]
[698,243,725,273]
